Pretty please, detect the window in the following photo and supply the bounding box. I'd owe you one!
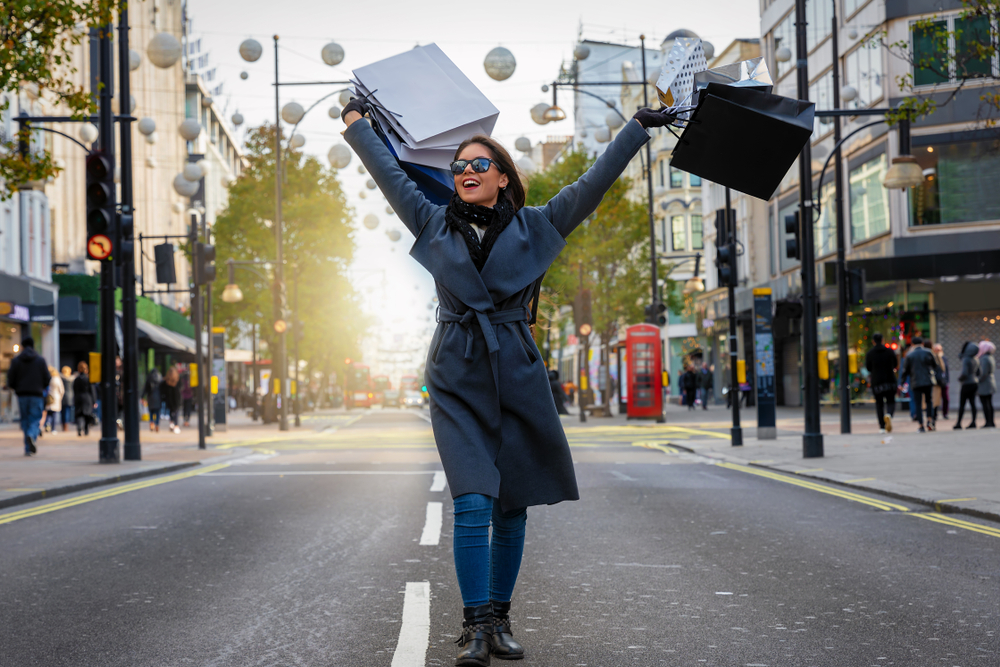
[912,16,997,86]
[671,215,686,251]
[844,39,883,109]
[850,154,890,242]
[843,0,870,19]
[691,215,703,250]
[912,21,949,86]
[910,138,1000,226]
[670,166,683,189]
[773,11,796,79]
[659,160,665,188]
[956,15,993,79]
[805,0,833,51]
[809,69,834,137]
[815,181,837,258]
[689,173,701,187]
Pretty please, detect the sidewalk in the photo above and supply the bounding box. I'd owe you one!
[0,410,324,510]
[563,401,1000,522]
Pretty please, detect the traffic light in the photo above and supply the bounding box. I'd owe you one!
[117,212,134,264]
[574,289,592,336]
[784,210,801,260]
[85,150,114,260]
[714,208,736,288]
[644,301,667,326]
[194,242,216,284]
[153,242,177,284]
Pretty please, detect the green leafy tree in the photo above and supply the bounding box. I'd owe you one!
[882,0,999,126]
[1,0,115,198]
[525,145,681,400]
[213,124,368,387]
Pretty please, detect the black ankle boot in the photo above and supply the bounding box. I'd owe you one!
[455,603,493,666]
[490,600,524,660]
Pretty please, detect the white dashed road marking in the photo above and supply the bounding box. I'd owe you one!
[419,501,443,546]
[430,471,447,492]
[391,581,431,667]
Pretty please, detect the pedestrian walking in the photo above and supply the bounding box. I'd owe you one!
[697,362,712,409]
[932,344,950,420]
[72,361,96,436]
[5,337,51,455]
[865,332,898,433]
[142,368,163,432]
[43,366,64,433]
[977,340,996,428]
[548,370,569,415]
[954,341,981,428]
[342,98,672,666]
[60,366,75,432]
[681,365,698,410]
[162,367,182,433]
[180,367,194,427]
[901,336,939,432]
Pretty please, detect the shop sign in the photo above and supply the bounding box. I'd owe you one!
[0,302,30,322]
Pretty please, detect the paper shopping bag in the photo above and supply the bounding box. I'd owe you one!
[669,83,815,200]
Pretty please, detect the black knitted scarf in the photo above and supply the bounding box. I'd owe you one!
[444,193,516,272]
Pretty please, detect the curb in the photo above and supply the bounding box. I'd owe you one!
[671,446,1000,525]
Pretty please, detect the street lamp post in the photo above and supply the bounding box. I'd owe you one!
[831,3,851,435]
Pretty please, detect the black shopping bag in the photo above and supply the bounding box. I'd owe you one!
[670,83,815,200]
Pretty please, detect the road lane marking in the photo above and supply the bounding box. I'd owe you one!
[419,502,443,546]
[935,497,977,503]
[0,463,231,526]
[843,477,876,483]
[391,582,431,667]
[610,470,637,481]
[910,513,1000,538]
[430,471,447,492]
[415,410,432,424]
[203,470,438,476]
[632,441,682,455]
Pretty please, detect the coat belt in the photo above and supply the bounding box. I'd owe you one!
[437,306,531,400]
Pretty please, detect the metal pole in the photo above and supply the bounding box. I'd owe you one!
[726,188,743,446]
[639,35,660,337]
[206,262,214,436]
[273,35,289,431]
[117,2,141,459]
[192,212,206,449]
[97,23,119,463]
[578,263,586,423]
[293,267,301,427]
[831,4,851,434]
[795,0,825,457]
[251,321,258,421]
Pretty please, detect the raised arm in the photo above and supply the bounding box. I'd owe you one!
[540,119,650,238]
[343,112,440,237]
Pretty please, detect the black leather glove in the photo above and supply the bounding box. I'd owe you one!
[633,107,678,129]
[340,96,367,122]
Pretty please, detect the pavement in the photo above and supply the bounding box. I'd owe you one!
[3,400,998,525]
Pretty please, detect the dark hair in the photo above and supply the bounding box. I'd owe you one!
[21,336,34,348]
[912,336,923,346]
[454,135,525,210]
[923,339,932,348]
[873,332,883,344]
[77,361,88,374]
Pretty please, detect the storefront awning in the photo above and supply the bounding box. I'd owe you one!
[134,318,197,358]
[847,249,1000,282]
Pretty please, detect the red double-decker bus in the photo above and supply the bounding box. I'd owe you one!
[372,375,391,406]
[345,363,373,409]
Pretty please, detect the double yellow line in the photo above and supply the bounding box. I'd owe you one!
[0,463,230,526]
[716,461,1000,538]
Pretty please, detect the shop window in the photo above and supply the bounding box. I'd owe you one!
[910,138,1000,226]
[849,154,890,243]
[691,215,704,250]
[670,166,684,189]
[671,215,686,251]
[843,39,883,109]
[773,11,796,80]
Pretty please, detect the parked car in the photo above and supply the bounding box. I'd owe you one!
[383,388,400,407]
[402,390,425,407]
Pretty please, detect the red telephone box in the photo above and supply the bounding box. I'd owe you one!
[625,324,663,420]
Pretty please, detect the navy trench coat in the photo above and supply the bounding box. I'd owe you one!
[345,118,650,511]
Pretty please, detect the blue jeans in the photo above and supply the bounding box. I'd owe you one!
[453,493,527,607]
[62,405,74,425]
[18,395,44,452]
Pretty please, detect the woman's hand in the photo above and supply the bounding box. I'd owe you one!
[632,107,678,129]
[341,97,366,128]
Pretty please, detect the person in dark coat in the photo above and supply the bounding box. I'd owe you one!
[697,361,712,409]
[548,370,569,415]
[72,361,96,436]
[60,366,75,432]
[142,368,163,432]
[6,336,51,455]
[900,336,939,432]
[343,98,669,665]
[865,332,898,432]
[977,341,996,428]
[680,366,698,410]
[161,367,182,433]
[954,341,980,429]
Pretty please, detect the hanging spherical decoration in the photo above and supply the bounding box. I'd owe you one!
[514,136,531,153]
[137,117,156,136]
[145,157,157,169]
[281,102,305,125]
[358,191,367,199]
[173,173,199,196]
[541,84,549,93]
[129,49,141,72]
[130,95,137,114]
[517,156,536,174]
[231,112,244,127]
[775,45,792,63]
[222,174,236,187]
[386,229,402,242]
[339,90,354,107]
[848,27,859,40]
[327,144,351,169]
[179,118,202,141]
[239,38,263,62]
[147,32,182,68]
[386,205,395,215]
[579,128,589,138]
[240,71,249,80]
[321,41,345,66]
[172,202,185,214]
[182,162,204,182]
[144,131,157,145]
[358,164,367,174]
[202,96,213,108]
[79,123,99,144]
[702,41,716,60]
[290,133,305,149]
[840,85,858,102]
[530,103,551,125]
[363,214,379,229]
[366,178,377,190]
[574,44,591,60]
[605,111,624,130]
[542,106,566,122]
[483,46,516,81]
[594,126,611,143]
[328,105,342,119]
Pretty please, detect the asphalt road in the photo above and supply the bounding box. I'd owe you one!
[1,409,996,667]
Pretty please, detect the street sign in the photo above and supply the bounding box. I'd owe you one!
[87,234,113,260]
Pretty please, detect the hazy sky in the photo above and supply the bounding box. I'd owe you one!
[188,0,761,366]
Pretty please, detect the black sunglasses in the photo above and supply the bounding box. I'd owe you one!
[450,157,503,176]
